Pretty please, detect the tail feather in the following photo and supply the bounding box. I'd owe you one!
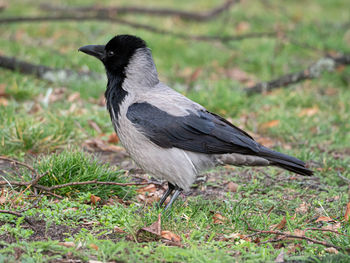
[259,146,313,176]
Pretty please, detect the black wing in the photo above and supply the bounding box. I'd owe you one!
[126,102,261,155]
[126,102,313,176]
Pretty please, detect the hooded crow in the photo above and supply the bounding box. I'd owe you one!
[79,35,313,210]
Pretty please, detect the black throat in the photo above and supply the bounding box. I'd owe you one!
[105,71,128,125]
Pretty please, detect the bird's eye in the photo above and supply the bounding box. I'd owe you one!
[107,51,115,57]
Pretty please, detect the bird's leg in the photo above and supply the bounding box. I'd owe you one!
[158,182,175,208]
[163,186,182,212]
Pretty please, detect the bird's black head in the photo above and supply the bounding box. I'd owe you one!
[79,35,147,77]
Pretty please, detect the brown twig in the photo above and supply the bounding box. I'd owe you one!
[305,227,350,237]
[0,55,101,82]
[0,15,275,43]
[0,210,33,224]
[243,219,346,251]
[0,180,153,197]
[0,156,38,178]
[245,54,350,94]
[40,0,237,22]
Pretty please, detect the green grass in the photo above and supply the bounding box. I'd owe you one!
[0,0,350,262]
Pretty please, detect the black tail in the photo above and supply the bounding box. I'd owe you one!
[259,146,313,176]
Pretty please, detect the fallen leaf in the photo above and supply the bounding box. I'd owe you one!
[315,216,335,223]
[322,222,341,232]
[236,21,251,34]
[114,226,126,233]
[107,133,119,144]
[161,230,181,243]
[0,189,6,204]
[137,184,157,194]
[292,229,305,237]
[271,216,287,230]
[58,241,75,248]
[225,67,255,85]
[49,87,66,103]
[0,84,6,97]
[298,107,319,117]
[213,213,227,224]
[188,67,202,84]
[226,182,238,192]
[344,201,350,221]
[256,136,277,148]
[90,194,101,205]
[88,120,102,134]
[260,120,280,130]
[89,244,99,251]
[84,138,124,152]
[0,97,8,106]
[296,202,309,214]
[67,92,80,102]
[325,247,339,254]
[275,249,285,263]
[137,214,161,242]
[82,221,101,226]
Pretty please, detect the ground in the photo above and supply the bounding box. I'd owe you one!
[0,0,350,262]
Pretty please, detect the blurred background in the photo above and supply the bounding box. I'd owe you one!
[1,0,350,261]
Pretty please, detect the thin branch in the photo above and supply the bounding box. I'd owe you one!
[0,55,101,83]
[0,15,275,43]
[40,0,237,22]
[47,180,152,190]
[245,54,350,94]
[305,227,350,237]
[0,210,33,225]
[244,221,346,251]
[0,180,153,196]
[337,171,350,184]
[0,156,38,178]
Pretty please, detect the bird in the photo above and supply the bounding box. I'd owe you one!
[79,35,313,211]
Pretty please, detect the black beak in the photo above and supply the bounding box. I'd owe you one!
[78,45,105,60]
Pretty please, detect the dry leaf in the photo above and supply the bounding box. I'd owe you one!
[275,249,285,263]
[236,21,250,34]
[325,247,339,254]
[213,213,227,224]
[298,107,319,117]
[296,202,309,214]
[88,120,102,134]
[58,241,75,248]
[90,194,101,205]
[137,213,161,240]
[271,216,287,230]
[226,182,238,192]
[0,84,6,97]
[292,229,305,237]
[82,221,101,226]
[344,201,350,221]
[0,189,6,205]
[0,97,8,106]
[67,92,80,102]
[89,243,99,251]
[256,136,276,148]
[137,184,157,194]
[114,226,126,233]
[225,67,255,85]
[107,133,119,144]
[315,216,335,223]
[260,120,280,130]
[84,138,123,152]
[49,87,66,103]
[322,222,341,232]
[161,230,181,243]
[188,68,202,84]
